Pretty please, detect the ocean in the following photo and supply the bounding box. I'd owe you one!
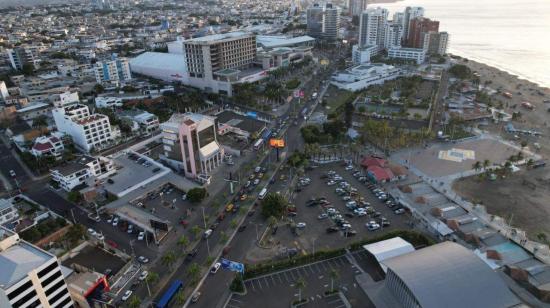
[372,0,550,88]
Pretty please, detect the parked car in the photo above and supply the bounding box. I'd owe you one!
[326,226,339,233]
[87,228,97,237]
[394,208,406,215]
[112,217,119,226]
[238,225,247,232]
[137,232,145,241]
[185,249,198,262]
[121,290,132,301]
[318,213,328,220]
[137,256,149,264]
[139,270,148,281]
[296,222,306,229]
[191,291,201,303]
[210,262,221,274]
[366,221,380,231]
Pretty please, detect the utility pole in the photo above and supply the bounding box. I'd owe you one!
[224,171,239,194]
[202,206,211,256]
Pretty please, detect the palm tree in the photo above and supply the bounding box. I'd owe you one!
[329,269,339,293]
[527,158,534,168]
[175,289,186,305]
[187,262,201,283]
[267,216,277,227]
[190,225,202,239]
[295,277,306,303]
[220,231,229,244]
[472,161,482,172]
[161,251,177,269]
[144,271,159,297]
[127,295,141,308]
[483,159,490,171]
[177,235,189,251]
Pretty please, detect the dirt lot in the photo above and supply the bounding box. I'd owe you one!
[453,167,550,239]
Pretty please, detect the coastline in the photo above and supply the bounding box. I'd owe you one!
[451,55,550,99]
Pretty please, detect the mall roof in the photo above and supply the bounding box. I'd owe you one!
[363,237,415,265]
[257,35,315,48]
[383,241,521,308]
[130,52,186,72]
[186,31,251,43]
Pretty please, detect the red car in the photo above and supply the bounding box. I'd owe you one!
[180,220,189,228]
[106,240,118,248]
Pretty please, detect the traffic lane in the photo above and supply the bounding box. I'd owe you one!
[0,141,30,184]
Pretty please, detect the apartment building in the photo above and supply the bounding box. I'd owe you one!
[407,17,439,48]
[30,135,65,159]
[388,47,426,64]
[358,8,389,49]
[349,0,368,17]
[94,56,131,86]
[0,81,9,101]
[160,113,223,179]
[0,199,19,226]
[402,6,424,44]
[384,22,404,49]
[423,31,449,55]
[307,3,340,40]
[119,110,159,134]
[50,155,115,191]
[52,104,114,152]
[6,48,39,70]
[0,227,74,308]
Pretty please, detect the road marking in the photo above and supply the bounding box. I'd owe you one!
[249,282,256,292]
[263,277,270,287]
[277,273,283,284]
[307,265,315,275]
[289,270,297,280]
[327,262,335,270]
[284,272,290,282]
[257,278,263,289]
[327,299,341,304]
[313,263,321,273]
[319,261,328,271]
[271,275,276,285]
[230,298,243,303]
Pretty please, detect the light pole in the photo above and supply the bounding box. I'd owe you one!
[202,206,211,256]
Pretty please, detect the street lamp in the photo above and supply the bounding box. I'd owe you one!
[202,206,211,256]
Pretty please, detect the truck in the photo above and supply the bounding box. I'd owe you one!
[253,139,264,150]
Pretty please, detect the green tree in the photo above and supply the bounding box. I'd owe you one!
[67,191,81,203]
[175,289,186,305]
[177,235,189,252]
[187,187,208,203]
[261,193,287,219]
[93,83,104,94]
[161,251,177,269]
[144,271,159,296]
[22,63,34,75]
[448,64,472,79]
[127,295,141,308]
[472,161,482,172]
[190,225,202,239]
[32,115,48,129]
[187,262,201,283]
[267,215,277,227]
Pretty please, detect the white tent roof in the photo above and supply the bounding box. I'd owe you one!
[363,237,415,272]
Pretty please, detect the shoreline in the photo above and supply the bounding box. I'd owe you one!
[450,55,550,100]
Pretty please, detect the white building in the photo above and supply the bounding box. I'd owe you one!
[119,110,159,134]
[359,8,389,49]
[330,63,402,92]
[423,31,449,55]
[30,135,65,159]
[52,104,114,152]
[349,0,368,17]
[129,52,187,83]
[0,227,74,308]
[388,47,426,64]
[50,155,115,191]
[0,81,9,101]
[94,96,123,108]
[0,199,19,226]
[384,22,404,49]
[94,57,131,86]
[307,3,340,40]
[352,45,379,64]
[160,113,223,179]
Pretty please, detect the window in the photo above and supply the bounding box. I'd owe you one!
[41,270,62,287]
[7,281,33,300]
[45,280,66,297]
[37,261,58,278]
[54,296,72,308]
[12,290,37,308]
[48,288,69,305]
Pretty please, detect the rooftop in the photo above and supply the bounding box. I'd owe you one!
[185,31,251,44]
[256,35,315,48]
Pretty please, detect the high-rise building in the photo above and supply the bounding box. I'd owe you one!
[407,17,439,48]
[358,7,388,49]
[160,113,223,180]
[402,6,424,45]
[423,31,449,55]
[0,227,74,308]
[0,81,9,101]
[94,56,131,85]
[52,104,114,152]
[349,0,368,17]
[6,48,38,71]
[183,32,256,87]
[322,3,340,40]
[384,22,403,49]
[307,3,341,40]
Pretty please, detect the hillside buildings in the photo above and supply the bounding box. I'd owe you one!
[6,48,39,71]
[307,3,341,40]
[52,104,116,152]
[160,113,223,180]
[0,227,74,308]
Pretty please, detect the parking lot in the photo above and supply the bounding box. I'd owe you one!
[226,255,374,308]
[268,162,410,256]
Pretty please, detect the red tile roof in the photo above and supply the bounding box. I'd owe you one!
[32,142,53,152]
[367,165,394,181]
[361,156,387,168]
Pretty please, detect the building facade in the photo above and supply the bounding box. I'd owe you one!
[6,48,38,71]
[407,17,439,48]
[94,57,131,85]
[50,155,115,191]
[423,31,449,55]
[402,6,424,45]
[0,227,74,308]
[358,8,388,49]
[388,47,426,64]
[307,3,340,40]
[160,113,223,179]
[52,104,114,152]
[349,0,368,17]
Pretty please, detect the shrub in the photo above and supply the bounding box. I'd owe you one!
[187,187,207,203]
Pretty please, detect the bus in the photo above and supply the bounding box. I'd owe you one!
[253,139,264,150]
[156,280,184,308]
[258,188,268,200]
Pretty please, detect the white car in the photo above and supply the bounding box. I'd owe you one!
[127,225,133,234]
[107,216,113,223]
[345,165,353,171]
[121,290,132,301]
[394,208,405,215]
[138,256,149,263]
[210,262,221,274]
[9,170,16,177]
[182,193,187,200]
[96,233,105,241]
[138,232,145,241]
[253,179,260,185]
[356,211,367,217]
[342,196,351,201]
[366,222,380,231]
[318,213,328,220]
[296,222,306,229]
[112,217,119,226]
[326,180,336,186]
[87,228,97,237]
[139,270,148,281]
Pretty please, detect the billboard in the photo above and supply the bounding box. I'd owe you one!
[220,258,245,273]
[246,111,258,119]
[269,138,285,148]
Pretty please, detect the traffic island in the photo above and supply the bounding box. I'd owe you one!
[290,299,308,307]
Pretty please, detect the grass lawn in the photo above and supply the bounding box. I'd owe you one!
[323,86,356,112]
